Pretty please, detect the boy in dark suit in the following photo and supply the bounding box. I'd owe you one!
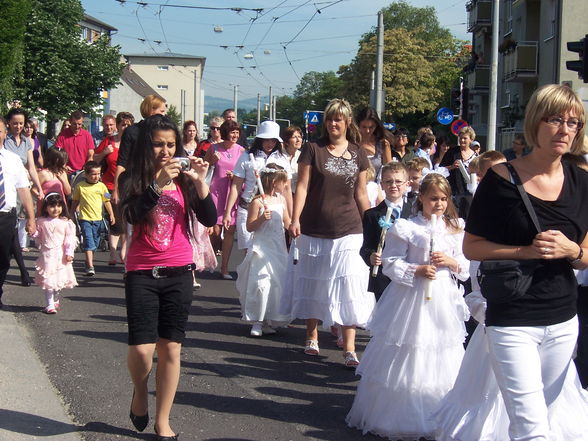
[360,162,413,301]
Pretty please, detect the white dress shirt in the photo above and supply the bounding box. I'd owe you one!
[0,147,30,212]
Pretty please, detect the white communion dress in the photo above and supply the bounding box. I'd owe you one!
[347,215,470,441]
[236,197,290,325]
[434,284,588,441]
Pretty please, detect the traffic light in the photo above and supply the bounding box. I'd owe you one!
[450,88,469,120]
[566,35,588,83]
[450,88,461,111]
[461,87,469,121]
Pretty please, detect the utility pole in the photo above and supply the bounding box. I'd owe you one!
[257,93,261,126]
[272,95,277,121]
[375,11,385,117]
[268,86,273,121]
[233,84,238,120]
[487,0,500,150]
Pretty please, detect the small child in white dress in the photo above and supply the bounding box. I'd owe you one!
[34,193,77,314]
[347,173,470,440]
[236,164,291,337]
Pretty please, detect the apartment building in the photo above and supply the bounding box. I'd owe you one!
[465,0,588,151]
[124,53,206,131]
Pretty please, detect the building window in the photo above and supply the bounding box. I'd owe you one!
[544,0,556,42]
[504,0,512,36]
[157,85,168,90]
[157,66,169,71]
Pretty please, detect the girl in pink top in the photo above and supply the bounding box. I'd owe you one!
[203,119,245,279]
[37,148,71,215]
[34,193,77,314]
[120,115,216,440]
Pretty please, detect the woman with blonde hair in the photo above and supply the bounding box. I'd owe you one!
[284,98,375,367]
[459,84,588,440]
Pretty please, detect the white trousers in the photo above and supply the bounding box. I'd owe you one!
[486,316,578,441]
[236,206,252,250]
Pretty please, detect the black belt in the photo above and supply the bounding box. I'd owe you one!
[238,198,249,209]
[127,263,195,279]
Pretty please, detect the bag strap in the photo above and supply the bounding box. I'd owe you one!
[504,162,542,233]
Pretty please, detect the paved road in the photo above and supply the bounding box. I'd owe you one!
[0,248,380,441]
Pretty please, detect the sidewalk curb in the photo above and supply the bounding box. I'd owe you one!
[0,309,83,441]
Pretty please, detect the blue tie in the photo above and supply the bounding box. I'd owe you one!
[0,157,5,210]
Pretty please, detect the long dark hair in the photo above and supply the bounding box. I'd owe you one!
[249,137,285,156]
[355,108,387,141]
[120,114,199,234]
[44,148,68,174]
[40,192,69,219]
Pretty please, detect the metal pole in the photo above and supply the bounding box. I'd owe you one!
[459,77,464,119]
[273,95,277,120]
[375,11,384,117]
[268,86,273,121]
[257,93,261,126]
[180,89,184,123]
[369,70,376,108]
[487,0,500,151]
[233,85,238,120]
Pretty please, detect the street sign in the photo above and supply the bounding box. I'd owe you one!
[437,107,454,125]
[451,119,468,136]
[383,122,396,131]
[307,123,317,133]
[307,111,322,125]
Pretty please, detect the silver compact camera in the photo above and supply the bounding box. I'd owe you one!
[177,157,191,171]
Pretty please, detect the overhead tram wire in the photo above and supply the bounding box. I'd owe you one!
[157,0,173,53]
[89,8,376,27]
[280,0,345,83]
[114,0,346,12]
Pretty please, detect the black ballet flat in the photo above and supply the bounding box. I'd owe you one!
[129,390,149,432]
[21,276,32,287]
[155,423,179,440]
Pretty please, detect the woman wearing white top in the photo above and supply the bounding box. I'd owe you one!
[223,121,292,256]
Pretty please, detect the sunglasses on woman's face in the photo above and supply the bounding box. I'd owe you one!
[210,127,220,131]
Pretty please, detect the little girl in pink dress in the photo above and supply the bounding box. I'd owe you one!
[34,193,77,314]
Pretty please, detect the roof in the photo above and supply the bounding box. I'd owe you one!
[82,13,117,32]
[120,65,161,98]
[125,52,206,61]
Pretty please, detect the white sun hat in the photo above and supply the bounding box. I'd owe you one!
[255,120,283,143]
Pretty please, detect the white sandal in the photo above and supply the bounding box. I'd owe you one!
[343,351,359,367]
[304,339,319,355]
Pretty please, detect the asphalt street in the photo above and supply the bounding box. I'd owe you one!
[0,247,381,441]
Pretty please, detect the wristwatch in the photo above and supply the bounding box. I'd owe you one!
[568,247,584,265]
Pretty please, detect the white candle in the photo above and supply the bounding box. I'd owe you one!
[424,214,437,301]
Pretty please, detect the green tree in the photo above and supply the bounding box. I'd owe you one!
[275,71,343,127]
[0,0,31,114]
[339,1,468,126]
[167,104,181,127]
[15,0,123,128]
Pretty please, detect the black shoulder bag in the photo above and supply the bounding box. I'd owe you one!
[477,162,542,304]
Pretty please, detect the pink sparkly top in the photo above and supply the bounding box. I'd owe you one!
[126,186,193,271]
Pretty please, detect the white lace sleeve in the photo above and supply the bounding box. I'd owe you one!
[450,221,470,281]
[381,219,418,287]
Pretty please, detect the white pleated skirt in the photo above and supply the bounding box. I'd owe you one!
[280,233,375,328]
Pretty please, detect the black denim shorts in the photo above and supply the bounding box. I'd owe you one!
[125,271,193,345]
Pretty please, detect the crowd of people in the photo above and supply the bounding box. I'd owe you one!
[1,84,588,440]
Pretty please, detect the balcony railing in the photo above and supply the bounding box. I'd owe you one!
[467,0,492,32]
[466,64,490,91]
[503,41,538,82]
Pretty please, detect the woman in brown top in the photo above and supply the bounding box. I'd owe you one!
[285,99,376,367]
